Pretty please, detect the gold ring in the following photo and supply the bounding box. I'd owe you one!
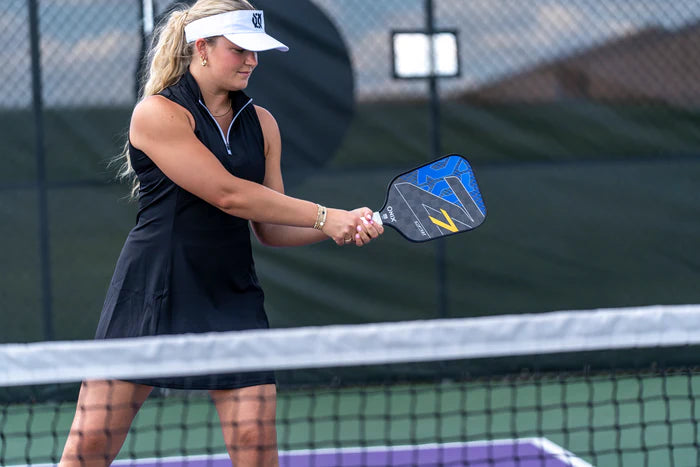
[344,236,352,243]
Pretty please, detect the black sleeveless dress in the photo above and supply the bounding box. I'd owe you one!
[94,71,275,389]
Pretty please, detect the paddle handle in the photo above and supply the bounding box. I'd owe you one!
[371,211,383,226]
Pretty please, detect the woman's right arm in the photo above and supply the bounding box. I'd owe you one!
[129,95,361,245]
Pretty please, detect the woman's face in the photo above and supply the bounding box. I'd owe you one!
[204,36,258,91]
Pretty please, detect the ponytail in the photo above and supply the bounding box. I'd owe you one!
[143,9,193,99]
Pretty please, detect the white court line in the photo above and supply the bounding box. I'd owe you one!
[533,438,595,467]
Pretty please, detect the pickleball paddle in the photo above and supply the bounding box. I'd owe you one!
[371,154,486,242]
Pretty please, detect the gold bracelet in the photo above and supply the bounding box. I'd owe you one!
[317,205,327,230]
[313,204,327,230]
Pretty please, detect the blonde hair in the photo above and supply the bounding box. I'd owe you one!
[116,0,256,197]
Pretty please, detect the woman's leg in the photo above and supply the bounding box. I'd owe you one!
[60,380,153,467]
[210,384,279,467]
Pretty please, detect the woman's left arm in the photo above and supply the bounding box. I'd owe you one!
[250,106,382,247]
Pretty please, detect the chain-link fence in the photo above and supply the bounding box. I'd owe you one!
[3,0,700,343]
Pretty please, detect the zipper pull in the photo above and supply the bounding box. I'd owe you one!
[225,141,232,155]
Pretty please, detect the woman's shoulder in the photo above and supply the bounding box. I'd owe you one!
[254,105,279,133]
[132,95,195,131]
[129,95,195,150]
[135,94,185,115]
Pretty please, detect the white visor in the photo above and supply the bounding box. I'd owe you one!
[184,10,288,52]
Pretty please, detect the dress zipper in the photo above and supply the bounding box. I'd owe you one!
[198,98,253,156]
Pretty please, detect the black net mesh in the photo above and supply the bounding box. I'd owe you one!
[3,307,700,466]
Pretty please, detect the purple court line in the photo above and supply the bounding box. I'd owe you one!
[110,438,593,467]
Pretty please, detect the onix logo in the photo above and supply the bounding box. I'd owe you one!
[386,205,397,223]
[251,13,263,29]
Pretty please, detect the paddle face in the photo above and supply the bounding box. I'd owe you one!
[376,154,486,242]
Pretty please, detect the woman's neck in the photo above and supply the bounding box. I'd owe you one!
[189,65,231,112]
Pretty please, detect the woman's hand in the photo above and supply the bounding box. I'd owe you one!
[321,208,362,246]
[349,208,384,246]
[321,207,384,246]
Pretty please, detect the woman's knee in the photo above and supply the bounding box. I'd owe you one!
[224,422,278,465]
[60,430,122,466]
[60,380,151,466]
[232,418,276,446]
[222,408,278,462]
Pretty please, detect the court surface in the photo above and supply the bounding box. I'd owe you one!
[106,439,591,467]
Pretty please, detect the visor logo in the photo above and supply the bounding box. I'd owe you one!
[252,13,262,29]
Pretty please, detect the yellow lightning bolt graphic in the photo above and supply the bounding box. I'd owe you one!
[429,209,458,232]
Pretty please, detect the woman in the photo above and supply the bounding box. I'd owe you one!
[59,1,383,465]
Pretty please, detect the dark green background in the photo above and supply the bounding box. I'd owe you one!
[2,102,699,342]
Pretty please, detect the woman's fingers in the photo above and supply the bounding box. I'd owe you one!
[352,213,379,246]
[361,214,382,238]
[330,208,385,247]
[353,223,370,246]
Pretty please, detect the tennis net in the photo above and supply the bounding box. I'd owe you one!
[2,304,700,466]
